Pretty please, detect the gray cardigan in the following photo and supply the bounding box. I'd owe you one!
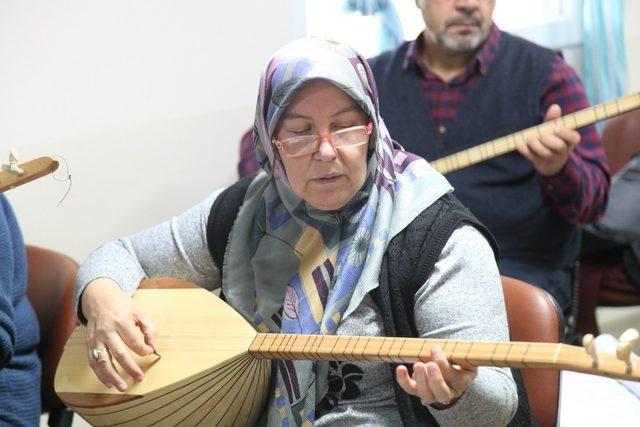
[75,189,517,426]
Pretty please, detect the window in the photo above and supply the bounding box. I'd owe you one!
[305,0,383,57]
[494,0,582,51]
[305,0,582,56]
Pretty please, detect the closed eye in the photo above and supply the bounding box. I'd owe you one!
[287,127,313,136]
[332,123,359,131]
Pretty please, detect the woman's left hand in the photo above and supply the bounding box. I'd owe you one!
[396,346,478,408]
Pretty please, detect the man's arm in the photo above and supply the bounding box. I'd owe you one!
[536,55,610,224]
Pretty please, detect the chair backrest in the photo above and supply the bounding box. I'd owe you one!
[595,108,640,307]
[501,275,564,427]
[25,245,78,415]
[602,108,640,175]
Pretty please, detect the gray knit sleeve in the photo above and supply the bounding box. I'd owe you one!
[414,225,518,426]
[73,189,224,319]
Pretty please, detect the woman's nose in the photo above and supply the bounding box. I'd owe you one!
[314,136,337,160]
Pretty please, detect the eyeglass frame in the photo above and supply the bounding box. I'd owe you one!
[273,122,373,158]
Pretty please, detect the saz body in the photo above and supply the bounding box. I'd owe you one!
[55,278,640,426]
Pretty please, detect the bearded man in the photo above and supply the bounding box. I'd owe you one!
[368,0,610,314]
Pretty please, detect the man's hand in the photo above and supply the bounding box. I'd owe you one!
[516,104,581,176]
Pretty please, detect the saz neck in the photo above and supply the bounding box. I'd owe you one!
[248,333,640,381]
[430,92,640,174]
[0,156,59,192]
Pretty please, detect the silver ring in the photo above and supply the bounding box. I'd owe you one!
[90,347,107,361]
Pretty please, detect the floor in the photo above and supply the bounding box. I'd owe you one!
[41,306,640,426]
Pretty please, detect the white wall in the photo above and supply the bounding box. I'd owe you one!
[625,0,640,92]
[1,0,303,261]
[3,0,638,263]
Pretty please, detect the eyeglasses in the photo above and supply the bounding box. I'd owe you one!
[273,122,373,158]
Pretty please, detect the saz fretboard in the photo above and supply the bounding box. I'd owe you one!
[430,92,640,174]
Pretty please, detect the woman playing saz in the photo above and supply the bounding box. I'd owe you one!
[76,38,520,426]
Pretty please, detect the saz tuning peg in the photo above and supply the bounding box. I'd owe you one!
[582,333,598,365]
[616,328,639,370]
[1,149,24,176]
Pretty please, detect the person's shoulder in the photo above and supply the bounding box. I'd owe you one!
[0,193,15,222]
[416,192,465,218]
[499,30,555,58]
[404,193,465,235]
[208,174,262,216]
[495,30,556,81]
[407,193,499,257]
[367,41,411,71]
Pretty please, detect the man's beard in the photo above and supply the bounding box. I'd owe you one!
[438,30,486,52]
[427,12,491,53]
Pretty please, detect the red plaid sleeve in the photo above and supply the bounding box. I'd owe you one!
[538,55,610,224]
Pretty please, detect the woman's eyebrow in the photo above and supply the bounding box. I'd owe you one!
[281,112,311,121]
[331,106,360,118]
[281,105,361,121]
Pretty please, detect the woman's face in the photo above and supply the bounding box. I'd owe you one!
[274,80,370,211]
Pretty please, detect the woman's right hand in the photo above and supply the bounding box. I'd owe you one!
[81,278,158,391]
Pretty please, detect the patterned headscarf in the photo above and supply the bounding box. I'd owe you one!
[222,37,452,426]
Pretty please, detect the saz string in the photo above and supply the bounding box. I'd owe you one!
[430,92,640,174]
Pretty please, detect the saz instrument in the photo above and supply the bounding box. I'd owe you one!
[431,92,640,174]
[0,155,59,192]
[55,278,640,426]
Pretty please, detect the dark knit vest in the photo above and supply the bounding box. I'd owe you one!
[206,178,532,426]
[368,32,579,297]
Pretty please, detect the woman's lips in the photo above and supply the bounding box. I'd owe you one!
[313,174,342,183]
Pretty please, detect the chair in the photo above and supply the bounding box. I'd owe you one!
[501,275,564,427]
[599,107,640,307]
[601,108,640,176]
[25,245,78,427]
[577,109,640,334]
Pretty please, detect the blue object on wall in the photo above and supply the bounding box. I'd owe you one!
[344,0,404,52]
[583,0,627,108]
